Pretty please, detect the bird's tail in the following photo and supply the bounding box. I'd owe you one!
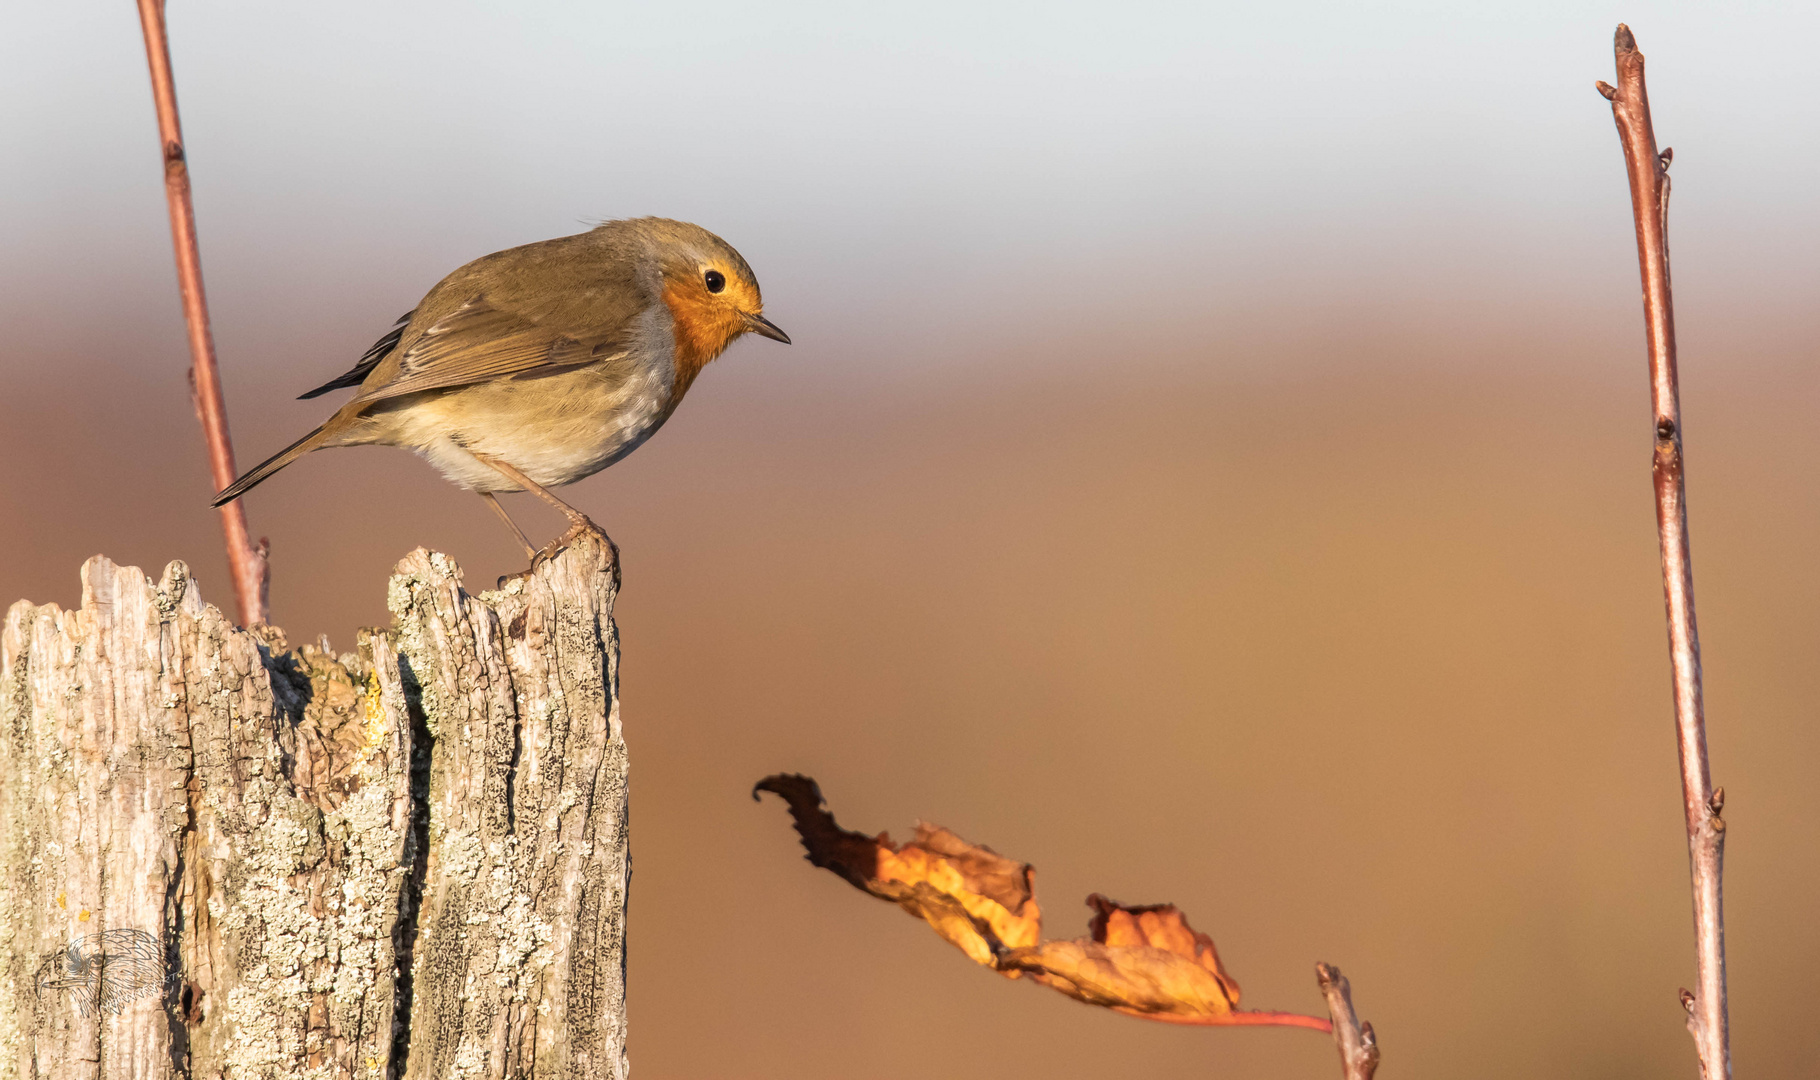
[211,424,329,506]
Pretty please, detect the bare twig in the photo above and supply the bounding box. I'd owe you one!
[1112,1008,1331,1031]
[136,0,270,626]
[1316,964,1378,1080]
[1596,24,1728,1080]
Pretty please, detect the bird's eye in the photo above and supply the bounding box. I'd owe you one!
[704,270,726,293]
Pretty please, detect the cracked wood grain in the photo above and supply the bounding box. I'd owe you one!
[0,535,626,1080]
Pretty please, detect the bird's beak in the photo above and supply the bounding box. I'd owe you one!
[741,311,791,344]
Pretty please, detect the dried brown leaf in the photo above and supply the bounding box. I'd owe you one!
[754,775,1040,970]
[756,774,1330,1032]
[1002,895,1242,1021]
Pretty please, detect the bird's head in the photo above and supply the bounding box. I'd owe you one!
[633,219,789,393]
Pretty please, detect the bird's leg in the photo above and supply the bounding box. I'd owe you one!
[470,451,612,563]
[479,492,537,560]
[471,452,588,525]
[469,449,589,528]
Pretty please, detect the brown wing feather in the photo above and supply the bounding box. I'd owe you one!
[298,312,413,399]
[351,298,621,404]
[341,227,653,406]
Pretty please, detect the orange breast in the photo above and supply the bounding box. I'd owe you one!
[661,282,746,401]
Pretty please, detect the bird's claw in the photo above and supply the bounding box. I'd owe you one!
[494,518,615,588]
[529,516,614,570]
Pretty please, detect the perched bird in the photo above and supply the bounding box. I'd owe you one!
[213,217,789,558]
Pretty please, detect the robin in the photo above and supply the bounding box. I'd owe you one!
[212,217,789,560]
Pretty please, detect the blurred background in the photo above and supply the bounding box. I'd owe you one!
[4,1,1818,1075]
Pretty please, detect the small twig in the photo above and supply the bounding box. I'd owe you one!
[136,0,270,626]
[1596,24,1728,1080]
[1119,1008,1331,1031]
[1316,963,1379,1080]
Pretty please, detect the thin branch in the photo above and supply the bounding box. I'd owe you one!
[136,0,270,626]
[1118,1008,1331,1032]
[1596,24,1728,1080]
[1316,964,1379,1080]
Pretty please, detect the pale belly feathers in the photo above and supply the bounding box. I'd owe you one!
[355,313,681,493]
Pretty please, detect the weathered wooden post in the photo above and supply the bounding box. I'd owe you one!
[0,536,628,1080]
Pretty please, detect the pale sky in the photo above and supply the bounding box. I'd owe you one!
[4,1,1817,384]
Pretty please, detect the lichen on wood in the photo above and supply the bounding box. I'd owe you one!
[0,535,627,1080]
